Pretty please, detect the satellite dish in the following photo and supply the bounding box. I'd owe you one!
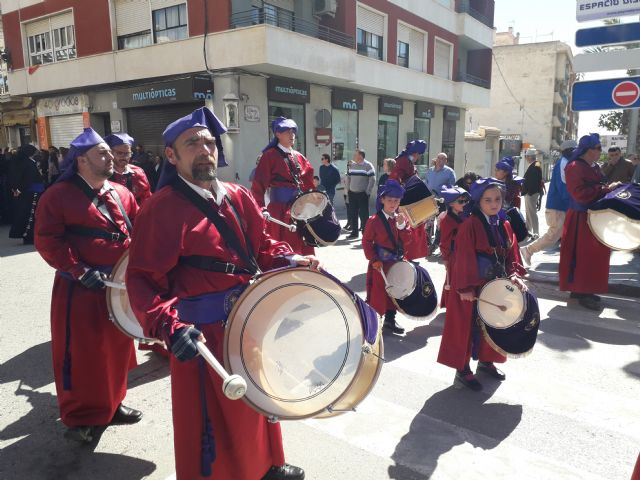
[315,109,331,128]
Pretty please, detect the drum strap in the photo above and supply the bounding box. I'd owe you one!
[178,255,253,275]
[377,211,404,258]
[172,177,260,275]
[278,147,303,192]
[65,225,128,242]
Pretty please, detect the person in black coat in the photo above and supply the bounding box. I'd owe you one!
[8,144,45,244]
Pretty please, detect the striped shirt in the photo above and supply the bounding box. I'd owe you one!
[346,160,376,195]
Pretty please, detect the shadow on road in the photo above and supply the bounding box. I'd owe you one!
[388,384,522,479]
[382,312,444,363]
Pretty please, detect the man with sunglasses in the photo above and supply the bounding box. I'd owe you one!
[558,134,621,310]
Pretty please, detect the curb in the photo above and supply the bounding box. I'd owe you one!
[527,271,640,298]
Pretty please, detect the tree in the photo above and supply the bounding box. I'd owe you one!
[598,111,623,132]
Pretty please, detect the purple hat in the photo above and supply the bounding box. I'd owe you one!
[57,127,106,182]
[570,133,601,161]
[397,139,427,160]
[157,107,228,189]
[104,133,134,148]
[440,184,470,204]
[495,156,514,174]
[263,117,298,152]
[469,177,505,202]
[378,179,405,199]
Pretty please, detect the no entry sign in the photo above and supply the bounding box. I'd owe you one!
[572,76,640,111]
[612,80,640,107]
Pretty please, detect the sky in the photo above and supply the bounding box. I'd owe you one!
[493,0,636,138]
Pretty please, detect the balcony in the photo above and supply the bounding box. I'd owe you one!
[230,8,354,49]
[456,0,494,29]
[456,71,490,89]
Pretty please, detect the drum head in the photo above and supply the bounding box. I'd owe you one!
[393,264,438,319]
[224,268,369,420]
[290,192,328,222]
[588,209,640,252]
[477,279,525,329]
[386,261,417,300]
[106,252,156,343]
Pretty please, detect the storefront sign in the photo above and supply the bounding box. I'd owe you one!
[37,94,87,117]
[415,101,434,119]
[116,76,213,109]
[379,96,403,115]
[267,77,310,104]
[111,120,122,133]
[576,0,640,22]
[444,106,460,121]
[331,89,363,111]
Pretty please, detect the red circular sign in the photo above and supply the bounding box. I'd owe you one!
[611,81,640,108]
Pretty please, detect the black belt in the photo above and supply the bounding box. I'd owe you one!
[65,225,128,242]
[179,255,253,275]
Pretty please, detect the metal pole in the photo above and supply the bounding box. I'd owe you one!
[628,108,639,155]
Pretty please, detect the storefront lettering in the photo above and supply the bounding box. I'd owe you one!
[274,85,308,97]
[341,100,358,110]
[383,102,401,111]
[40,94,85,116]
[193,91,213,100]
[131,88,177,102]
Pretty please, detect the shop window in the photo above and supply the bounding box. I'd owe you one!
[413,118,431,175]
[397,41,409,68]
[332,110,359,175]
[268,101,306,155]
[357,29,383,60]
[442,119,456,167]
[377,114,398,171]
[153,3,188,43]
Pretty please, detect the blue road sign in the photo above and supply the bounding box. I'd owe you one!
[576,22,640,47]
[572,76,640,111]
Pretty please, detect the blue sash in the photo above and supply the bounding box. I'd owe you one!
[176,285,247,325]
[568,198,590,212]
[28,182,45,193]
[269,186,298,204]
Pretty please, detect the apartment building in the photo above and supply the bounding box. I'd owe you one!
[1,0,494,182]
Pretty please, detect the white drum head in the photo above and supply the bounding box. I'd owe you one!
[106,252,156,343]
[224,268,364,419]
[477,279,525,329]
[385,261,417,300]
[290,192,328,222]
[588,209,640,252]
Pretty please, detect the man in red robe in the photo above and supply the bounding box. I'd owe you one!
[559,133,620,310]
[34,128,141,444]
[126,107,316,480]
[389,140,429,260]
[251,117,315,255]
[105,133,152,206]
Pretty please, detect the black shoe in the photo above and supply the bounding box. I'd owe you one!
[589,294,601,302]
[64,426,94,444]
[262,464,305,480]
[477,361,506,380]
[110,404,143,425]
[569,292,586,299]
[383,319,405,335]
[346,232,359,239]
[454,370,483,391]
[578,296,601,311]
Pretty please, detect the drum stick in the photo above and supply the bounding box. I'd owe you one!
[474,297,507,312]
[262,210,297,232]
[104,280,126,290]
[195,341,247,400]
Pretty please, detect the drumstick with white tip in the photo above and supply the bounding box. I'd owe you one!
[104,280,126,290]
[474,297,507,312]
[262,210,297,232]
[195,341,248,400]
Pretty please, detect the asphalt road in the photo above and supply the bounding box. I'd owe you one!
[1,214,638,480]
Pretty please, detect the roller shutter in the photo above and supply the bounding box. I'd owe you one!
[115,0,151,36]
[357,5,384,36]
[150,0,186,10]
[409,29,425,72]
[49,114,84,149]
[126,103,202,154]
[434,39,452,79]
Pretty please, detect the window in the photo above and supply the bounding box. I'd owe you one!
[357,28,383,60]
[118,30,152,50]
[434,39,452,80]
[26,14,76,66]
[262,3,294,29]
[153,3,188,43]
[397,41,409,68]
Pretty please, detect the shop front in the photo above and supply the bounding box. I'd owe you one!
[442,106,460,168]
[266,77,309,155]
[412,101,433,176]
[331,88,361,175]
[117,75,213,155]
[36,93,89,149]
[2,109,35,148]
[377,96,402,171]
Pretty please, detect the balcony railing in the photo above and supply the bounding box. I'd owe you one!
[230,9,354,49]
[456,72,490,89]
[456,1,494,29]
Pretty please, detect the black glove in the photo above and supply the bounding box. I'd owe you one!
[78,269,107,289]
[169,326,202,362]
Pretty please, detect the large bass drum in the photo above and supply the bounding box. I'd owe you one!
[106,251,159,344]
[224,267,382,420]
[587,183,640,251]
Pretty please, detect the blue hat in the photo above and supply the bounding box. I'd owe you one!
[570,133,601,161]
[495,156,514,174]
[262,117,298,152]
[378,179,405,199]
[440,184,470,204]
[157,107,228,189]
[470,177,505,202]
[57,127,106,182]
[396,139,427,160]
[104,133,135,148]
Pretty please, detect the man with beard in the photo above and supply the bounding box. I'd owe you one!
[105,133,152,206]
[34,128,142,443]
[126,107,314,480]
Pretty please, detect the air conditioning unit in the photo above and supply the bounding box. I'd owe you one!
[313,0,337,17]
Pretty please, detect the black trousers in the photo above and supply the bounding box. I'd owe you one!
[348,191,369,233]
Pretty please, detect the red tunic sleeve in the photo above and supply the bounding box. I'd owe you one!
[565,159,610,205]
[439,214,458,262]
[131,165,152,205]
[362,213,412,261]
[389,155,415,184]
